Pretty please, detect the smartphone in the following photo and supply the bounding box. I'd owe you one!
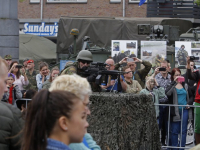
[159,68,166,71]
[177,76,185,83]
[190,56,199,61]
[15,64,23,68]
[127,58,134,62]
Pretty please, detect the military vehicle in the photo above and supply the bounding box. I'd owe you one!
[56,17,197,70]
[179,27,200,41]
[137,24,180,44]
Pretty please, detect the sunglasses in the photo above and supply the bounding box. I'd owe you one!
[79,60,91,64]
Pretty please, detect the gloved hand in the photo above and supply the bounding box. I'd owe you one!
[87,73,98,82]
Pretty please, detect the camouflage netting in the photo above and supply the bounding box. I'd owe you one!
[88,93,161,150]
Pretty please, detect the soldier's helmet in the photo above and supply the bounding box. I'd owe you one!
[4,55,12,60]
[76,50,93,62]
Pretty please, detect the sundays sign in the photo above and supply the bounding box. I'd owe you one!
[23,22,58,36]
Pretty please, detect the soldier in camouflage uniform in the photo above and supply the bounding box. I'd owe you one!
[24,60,39,90]
[4,55,12,67]
[177,45,188,65]
[60,50,93,76]
[60,50,100,91]
[155,54,164,68]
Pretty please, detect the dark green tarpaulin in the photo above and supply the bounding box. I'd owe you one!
[88,93,161,150]
[57,17,192,55]
[57,17,164,54]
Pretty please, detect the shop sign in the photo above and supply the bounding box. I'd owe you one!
[23,22,58,36]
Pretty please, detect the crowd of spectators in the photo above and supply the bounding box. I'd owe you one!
[1,52,200,150]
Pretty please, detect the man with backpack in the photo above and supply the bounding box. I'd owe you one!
[116,57,152,88]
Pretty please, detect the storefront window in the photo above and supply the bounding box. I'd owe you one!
[47,0,87,3]
[110,0,121,3]
[129,0,147,3]
[30,0,40,3]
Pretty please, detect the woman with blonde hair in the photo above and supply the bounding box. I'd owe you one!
[49,74,101,150]
[140,76,168,121]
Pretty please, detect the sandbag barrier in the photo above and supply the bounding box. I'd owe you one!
[88,93,161,150]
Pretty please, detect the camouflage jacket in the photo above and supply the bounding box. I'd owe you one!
[24,70,39,90]
[133,60,152,88]
[60,62,78,75]
[42,79,51,90]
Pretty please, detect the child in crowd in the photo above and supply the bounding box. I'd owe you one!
[6,73,22,105]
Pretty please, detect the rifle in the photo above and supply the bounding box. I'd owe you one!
[81,62,129,92]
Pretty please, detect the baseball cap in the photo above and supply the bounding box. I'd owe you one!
[4,55,12,60]
[27,60,34,64]
[8,73,15,80]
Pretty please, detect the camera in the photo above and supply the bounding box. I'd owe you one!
[190,56,199,61]
[177,76,185,83]
[15,64,23,68]
[159,68,166,71]
[127,58,134,62]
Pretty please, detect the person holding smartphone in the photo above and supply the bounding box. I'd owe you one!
[153,60,171,146]
[165,68,192,149]
[9,61,29,92]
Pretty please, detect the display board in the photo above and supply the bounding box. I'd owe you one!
[175,41,191,67]
[175,41,200,69]
[111,40,138,63]
[141,41,167,69]
[191,42,200,69]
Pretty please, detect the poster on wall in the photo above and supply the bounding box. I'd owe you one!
[191,42,200,69]
[111,40,138,63]
[141,41,167,69]
[175,41,191,67]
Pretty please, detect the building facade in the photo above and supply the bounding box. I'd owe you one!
[18,0,147,19]
[18,0,147,39]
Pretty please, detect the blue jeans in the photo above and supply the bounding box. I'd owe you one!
[169,109,188,150]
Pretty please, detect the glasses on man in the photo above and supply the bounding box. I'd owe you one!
[106,64,114,67]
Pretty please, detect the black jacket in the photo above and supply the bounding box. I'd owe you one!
[0,102,24,150]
